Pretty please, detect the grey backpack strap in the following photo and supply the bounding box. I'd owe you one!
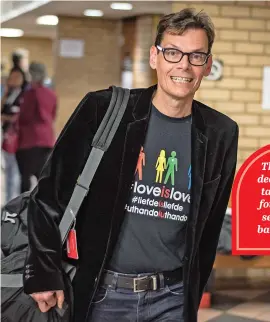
[59,87,130,244]
[1,274,23,287]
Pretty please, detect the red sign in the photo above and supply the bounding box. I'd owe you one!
[232,144,270,255]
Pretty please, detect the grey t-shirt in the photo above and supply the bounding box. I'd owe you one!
[108,105,191,273]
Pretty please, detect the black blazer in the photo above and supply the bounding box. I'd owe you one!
[23,85,238,322]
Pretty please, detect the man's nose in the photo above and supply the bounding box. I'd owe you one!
[177,54,190,70]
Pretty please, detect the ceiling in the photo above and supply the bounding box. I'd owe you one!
[2,1,173,39]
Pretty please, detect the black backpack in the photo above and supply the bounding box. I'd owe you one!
[1,192,74,322]
[1,87,130,322]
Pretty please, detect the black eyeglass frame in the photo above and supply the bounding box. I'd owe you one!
[156,45,211,66]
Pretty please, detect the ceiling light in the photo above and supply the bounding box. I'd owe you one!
[110,3,133,10]
[36,15,59,25]
[84,9,104,17]
[0,28,24,37]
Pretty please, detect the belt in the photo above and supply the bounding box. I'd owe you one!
[101,267,183,293]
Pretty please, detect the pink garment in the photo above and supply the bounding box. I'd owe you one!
[18,85,57,149]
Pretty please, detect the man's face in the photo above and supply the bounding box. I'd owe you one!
[150,28,212,101]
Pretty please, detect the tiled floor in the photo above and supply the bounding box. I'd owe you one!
[198,289,270,322]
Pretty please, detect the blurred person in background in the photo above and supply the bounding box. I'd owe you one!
[1,63,7,98]
[10,49,29,76]
[1,68,27,203]
[16,62,57,193]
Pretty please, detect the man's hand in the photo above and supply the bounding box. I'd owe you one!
[30,290,64,313]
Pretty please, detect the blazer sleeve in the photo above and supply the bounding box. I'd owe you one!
[198,122,239,298]
[23,92,98,294]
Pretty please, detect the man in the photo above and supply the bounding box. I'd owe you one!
[23,8,238,322]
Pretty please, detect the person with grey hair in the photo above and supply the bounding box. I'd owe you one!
[29,62,46,83]
[16,62,57,193]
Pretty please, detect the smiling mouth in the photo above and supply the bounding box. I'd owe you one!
[170,76,193,83]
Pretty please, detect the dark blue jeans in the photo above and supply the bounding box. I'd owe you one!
[88,271,184,322]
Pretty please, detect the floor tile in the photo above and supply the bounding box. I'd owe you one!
[257,309,270,322]
[216,290,269,301]
[208,313,265,322]
[227,302,270,319]
[198,308,223,322]
[211,293,245,311]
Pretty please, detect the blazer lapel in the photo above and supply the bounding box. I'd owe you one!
[185,102,208,262]
[120,84,157,183]
[190,127,208,225]
[111,85,156,226]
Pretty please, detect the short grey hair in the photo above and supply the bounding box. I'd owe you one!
[29,62,46,83]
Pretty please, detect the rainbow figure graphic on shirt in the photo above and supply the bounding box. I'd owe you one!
[155,150,166,183]
[135,146,145,180]
[164,151,178,186]
[188,165,191,190]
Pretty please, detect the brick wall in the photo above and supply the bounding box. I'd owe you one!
[172,1,270,172]
[55,16,121,131]
[122,17,136,63]
[133,15,159,88]
[1,37,54,77]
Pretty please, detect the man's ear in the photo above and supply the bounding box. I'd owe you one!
[203,54,213,77]
[149,46,157,70]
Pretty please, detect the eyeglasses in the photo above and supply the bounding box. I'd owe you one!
[156,45,210,66]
